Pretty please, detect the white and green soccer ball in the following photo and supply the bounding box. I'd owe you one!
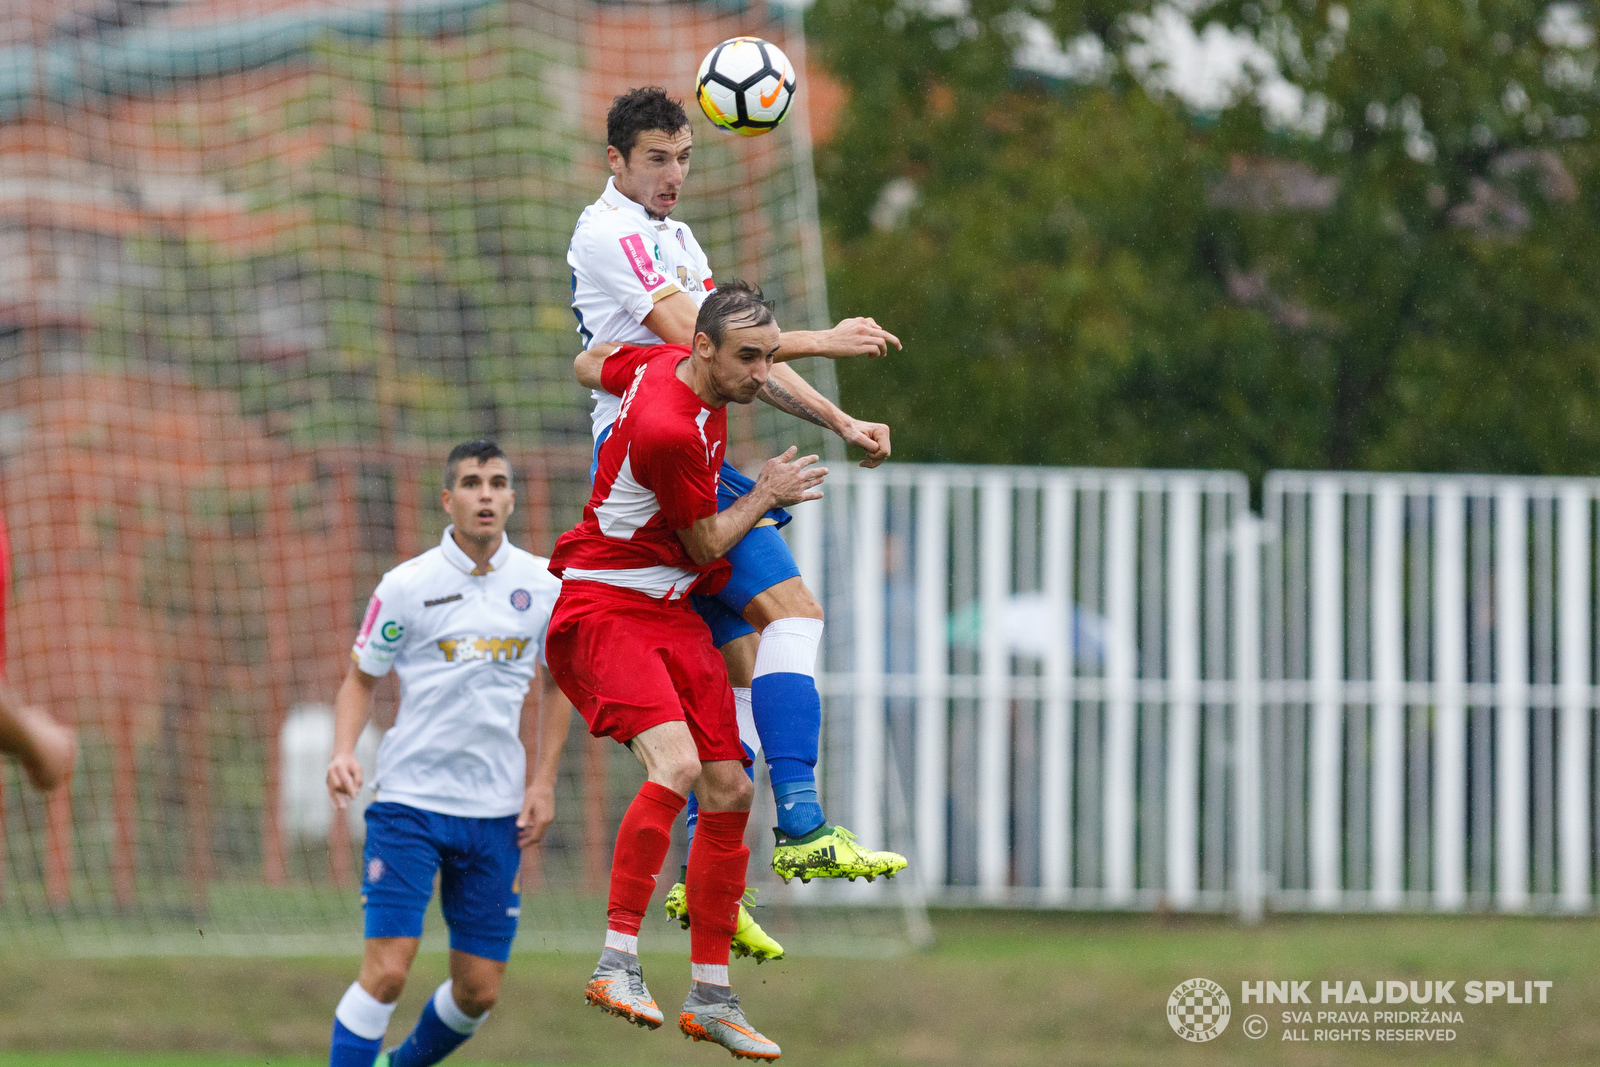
[695,36,796,137]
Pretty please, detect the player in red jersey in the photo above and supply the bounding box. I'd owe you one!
[0,511,76,793]
[545,281,822,1061]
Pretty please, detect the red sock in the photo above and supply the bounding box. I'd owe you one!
[686,809,750,967]
[607,780,686,937]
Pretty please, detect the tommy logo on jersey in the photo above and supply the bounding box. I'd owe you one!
[437,636,531,662]
[618,233,666,290]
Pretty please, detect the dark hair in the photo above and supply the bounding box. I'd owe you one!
[607,87,690,161]
[695,279,776,349]
[444,439,510,491]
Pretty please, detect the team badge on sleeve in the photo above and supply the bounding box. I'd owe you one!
[355,595,382,647]
[510,589,532,611]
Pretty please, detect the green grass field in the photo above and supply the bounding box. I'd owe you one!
[3,909,1597,1065]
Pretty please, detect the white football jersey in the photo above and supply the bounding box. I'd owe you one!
[568,175,715,441]
[352,527,560,818]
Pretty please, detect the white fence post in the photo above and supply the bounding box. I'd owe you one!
[1310,479,1343,907]
[1434,485,1467,909]
[1371,482,1405,908]
[1040,476,1075,901]
[914,471,949,888]
[977,472,1012,898]
[1497,484,1529,912]
[1166,479,1200,909]
[1234,510,1264,922]
[852,471,886,857]
[1559,485,1591,911]
[1103,479,1138,905]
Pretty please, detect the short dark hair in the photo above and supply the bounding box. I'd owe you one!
[607,87,690,161]
[695,279,776,349]
[444,439,510,491]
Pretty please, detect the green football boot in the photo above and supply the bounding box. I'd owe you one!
[770,824,909,884]
[663,883,785,962]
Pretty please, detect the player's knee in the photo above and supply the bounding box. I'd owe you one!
[748,579,823,628]
[701,766,754,811]
[453,978,499,1017]
[650,754,700,796]
[362,964,409,1003]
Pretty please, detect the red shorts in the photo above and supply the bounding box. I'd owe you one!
[545,580,747,765]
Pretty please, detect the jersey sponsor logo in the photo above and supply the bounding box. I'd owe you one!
[675,265,706,293]
[437,636,532,662]
[510,588,532,611]
[367,858,385,883]
[355,595,382,647]
[619,233,666,290]
[424,592,464,608]
[380,621,404,642]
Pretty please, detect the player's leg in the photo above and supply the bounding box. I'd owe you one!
[667,607,783,961]
[674,638,780,1060]
[382,813,518,1067]
[584,717,697,1028]
[0,685,77,792]
[741,572,908,884]
[330,803,439,1067]
[677,757,779,1060]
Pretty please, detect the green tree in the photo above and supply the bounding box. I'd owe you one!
[809,0,1600,477]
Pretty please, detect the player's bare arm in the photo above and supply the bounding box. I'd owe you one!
[645,288,893,467]
[676,446,826,565]
[574,341,624,389]
[518,667,572,848]
[327,663,378,809]
[0,683,77,792]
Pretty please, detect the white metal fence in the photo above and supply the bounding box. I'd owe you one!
[794,465,1600,916]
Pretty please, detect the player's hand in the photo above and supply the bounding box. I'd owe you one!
[326,753,364,811]
[840,419,892,468]
[756,446,828,508]
[518,781,557,847]
[822,317,900,360]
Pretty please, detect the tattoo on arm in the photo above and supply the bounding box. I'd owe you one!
[759,378,830,429]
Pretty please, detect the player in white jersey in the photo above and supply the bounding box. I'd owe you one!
[568,89,908,963]
[323,440,569,1067]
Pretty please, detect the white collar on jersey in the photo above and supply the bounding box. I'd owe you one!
[440,525,511,576]
[602,175,673,226]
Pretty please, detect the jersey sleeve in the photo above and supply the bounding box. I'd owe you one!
[527,567,562,667]
[352,571,410,677]
[632,424,720,531]
[577,220,682,324]
[599,345,661,397]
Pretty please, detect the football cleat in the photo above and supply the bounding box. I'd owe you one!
[664,883,785,962]
[771,824,908,884]
[585,963,664,1029]
[679,995,782,1061]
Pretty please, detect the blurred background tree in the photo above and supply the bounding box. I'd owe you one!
[809,0,1600,478]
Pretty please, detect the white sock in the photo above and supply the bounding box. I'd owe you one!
[434,979,488,1035]
[733,687,759,757]
[335,980,397,1041]
[691,962,730,986]
[753,617,824,678]
[605,929,639,955]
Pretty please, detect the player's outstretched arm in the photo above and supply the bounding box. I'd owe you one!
[326,663,378,810]
[0,683,76,793]
[677,446,826,565]
[573,341,625,389]
[774,317,901,363]
[518,667,572,848]
[759,363,893,469]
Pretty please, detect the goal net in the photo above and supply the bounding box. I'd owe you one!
[0,0,919,957]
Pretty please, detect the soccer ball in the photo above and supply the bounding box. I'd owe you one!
[695,36,796,137]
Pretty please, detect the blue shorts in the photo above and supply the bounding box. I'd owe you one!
[360,801,522,961]
[592,430,800,649]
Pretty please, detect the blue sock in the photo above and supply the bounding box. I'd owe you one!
[330,1019,384,1067]
[684,791,700,857]
[390,981,484,1067]
[331,981,395,1067]
[751,662,825,838]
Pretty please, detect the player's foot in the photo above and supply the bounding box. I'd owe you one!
[678,994,781,1061]
[771,824,908,884]
[663,884,785,962]
[16,705,77,793]
[372,1054,391,1067]
[585,962,664,1029]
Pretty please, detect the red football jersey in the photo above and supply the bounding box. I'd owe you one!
[548,345,730,600]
